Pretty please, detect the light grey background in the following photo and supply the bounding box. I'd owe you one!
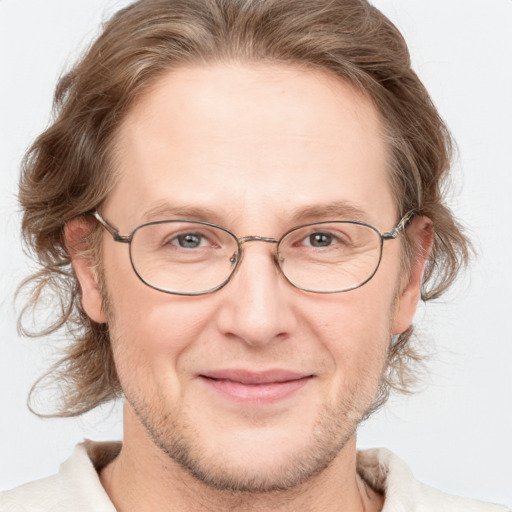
[1,0,511,506]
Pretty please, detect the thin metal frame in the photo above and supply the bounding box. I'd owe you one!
[93,210,414,295]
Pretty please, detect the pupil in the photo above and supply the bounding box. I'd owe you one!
[310,233,331,247]
[178,234,200,248]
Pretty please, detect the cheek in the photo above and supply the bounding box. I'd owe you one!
[109,292,213,363]
[102,248,217,390]
[107,294,219,411]
[303,272,398,376]
[103,240,207,347]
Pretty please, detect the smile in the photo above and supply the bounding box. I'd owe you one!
[199,370,313,404]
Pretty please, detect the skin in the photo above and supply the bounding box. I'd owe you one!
[69,63,430,512]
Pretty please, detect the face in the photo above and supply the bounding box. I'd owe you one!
[73,63,425,492]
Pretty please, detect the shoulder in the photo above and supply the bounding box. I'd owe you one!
[0,441,120,512]
[357,448,510,512]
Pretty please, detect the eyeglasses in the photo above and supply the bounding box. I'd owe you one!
[93,211,414,295]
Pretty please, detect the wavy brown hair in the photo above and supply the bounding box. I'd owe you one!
[18,0,470,417]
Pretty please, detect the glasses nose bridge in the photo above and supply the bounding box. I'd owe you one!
[238,235,280,246]
[236,235,281,269]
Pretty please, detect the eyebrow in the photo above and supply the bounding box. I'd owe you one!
[142,200,370,226]
[289,201,369,224]
[142,203,227,225]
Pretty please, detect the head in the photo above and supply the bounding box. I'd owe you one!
[19,0,469,490]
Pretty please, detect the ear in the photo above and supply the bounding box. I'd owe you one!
[65,218,106,324]
[391,216,433,335]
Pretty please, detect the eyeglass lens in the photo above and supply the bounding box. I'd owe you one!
[128,221,383,294]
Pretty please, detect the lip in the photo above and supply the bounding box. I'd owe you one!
[198,369,313,405]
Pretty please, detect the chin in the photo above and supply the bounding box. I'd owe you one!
[158,428,348,493]
[130,390,367,493]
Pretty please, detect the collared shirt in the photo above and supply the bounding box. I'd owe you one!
[1,441,509,511]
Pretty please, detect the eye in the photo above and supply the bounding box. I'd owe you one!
[165,231,212,249]
[307,232,334,247]
[300,230,350,249]
[174,233,204,249]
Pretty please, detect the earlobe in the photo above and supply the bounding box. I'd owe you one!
[65,218,106,324]
[391,216,433,335]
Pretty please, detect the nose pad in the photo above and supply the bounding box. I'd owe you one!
[274,249,285,267]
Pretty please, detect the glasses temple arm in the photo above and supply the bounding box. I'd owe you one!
[92,211,131,243]
[381,211,415,240]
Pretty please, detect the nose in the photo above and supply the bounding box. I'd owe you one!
[215,241,297,348]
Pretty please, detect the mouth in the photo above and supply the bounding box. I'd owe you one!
[198,369,313,404]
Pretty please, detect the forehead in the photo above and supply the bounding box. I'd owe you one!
[107,63,395,230]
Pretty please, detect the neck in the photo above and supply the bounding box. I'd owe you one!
[100,406,383,512]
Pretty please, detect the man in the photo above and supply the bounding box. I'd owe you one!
[1,0,509,510]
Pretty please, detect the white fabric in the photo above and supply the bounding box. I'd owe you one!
[1,441,509,511]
